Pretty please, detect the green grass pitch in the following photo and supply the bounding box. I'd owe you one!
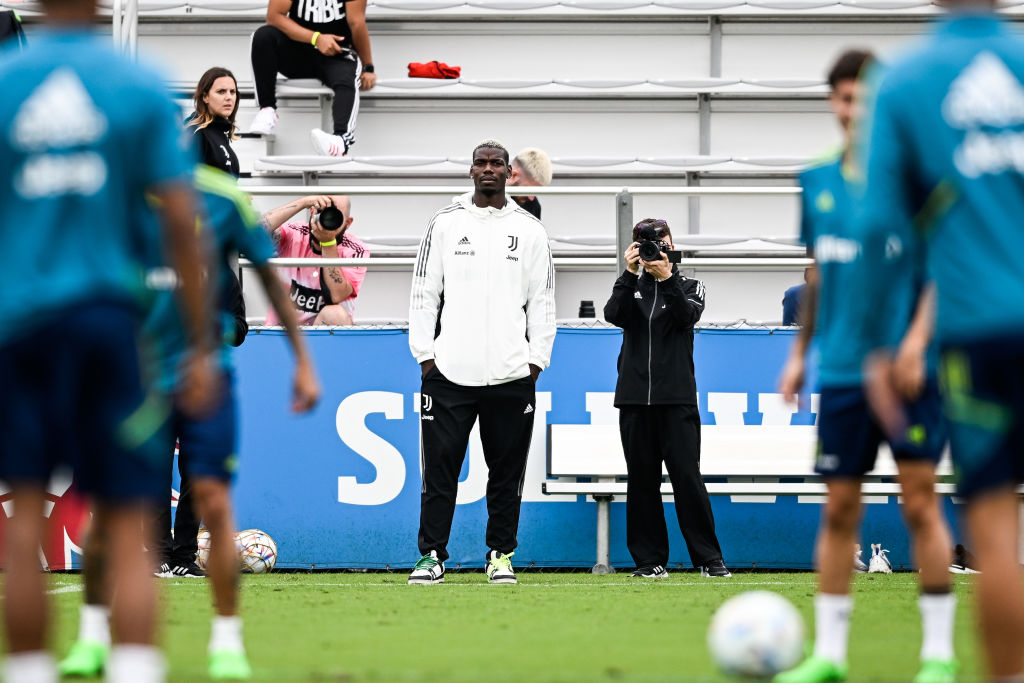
[34,572,983,681]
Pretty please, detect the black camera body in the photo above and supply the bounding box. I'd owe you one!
[635,225,682,264]
[317,205,346,232]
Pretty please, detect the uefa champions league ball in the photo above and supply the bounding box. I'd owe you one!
[235,529,278,574]
[707,591,805,678]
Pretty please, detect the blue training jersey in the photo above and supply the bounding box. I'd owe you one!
[0,29,191,346]
[858,13,1024,344]
[801,155,935,386]
[142,166,275,392]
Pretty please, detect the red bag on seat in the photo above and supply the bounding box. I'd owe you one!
[407,61,461,79]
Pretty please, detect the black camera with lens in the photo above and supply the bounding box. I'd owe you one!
[633,221,682,264]
[316,205,346,232]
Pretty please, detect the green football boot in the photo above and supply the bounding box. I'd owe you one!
[209,649,252,680]
[773,655,848,683]
[913,658,958,683]
[58,640,108,677]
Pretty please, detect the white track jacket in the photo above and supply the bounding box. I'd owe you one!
[409,192,556,386]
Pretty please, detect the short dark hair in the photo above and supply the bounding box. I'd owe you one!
[472,139,510,164]
[632,218,672,243]
[827,49,874,90]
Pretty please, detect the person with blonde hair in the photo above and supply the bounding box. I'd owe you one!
[509,147,552,219]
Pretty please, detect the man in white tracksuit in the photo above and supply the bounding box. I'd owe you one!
[407,140,556,585]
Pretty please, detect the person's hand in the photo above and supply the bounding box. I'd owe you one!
[304,195,333,212]
[178,351,223,418]
[420,359,436,378]
[863,352,908,442]
[529,363,541,382]
[892,338,927,400]
[778,353,805,404]
[624,242,641,275]
[360,71,376,91]
[314,33,344,56]
[291,357,321,413]
[310,219,340,246]
[642,251,672,281]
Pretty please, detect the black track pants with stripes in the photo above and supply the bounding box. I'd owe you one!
[619,404,723,569]
[251,25,360,143]
[417,368,536,563]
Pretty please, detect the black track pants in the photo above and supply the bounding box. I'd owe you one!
[154,451,200,566]
[619,404,723,568]
[417,368,536,563]
[250,24,360,145]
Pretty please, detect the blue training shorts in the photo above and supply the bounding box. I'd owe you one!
[0,302,167,504]
[170,371,238,482]
[941,337,1024,500]
[815,380,946,478]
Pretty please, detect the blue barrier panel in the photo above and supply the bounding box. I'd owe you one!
[227,327,962,570]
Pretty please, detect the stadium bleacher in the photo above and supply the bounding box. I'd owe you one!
[14,0,1018,322]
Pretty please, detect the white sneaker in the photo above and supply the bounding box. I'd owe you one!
[248,107,278,135]
[854,544,868,573]
[868,543,892,574]
[408,550,445,585]
[485,550,517,584]
[310,128,348,157]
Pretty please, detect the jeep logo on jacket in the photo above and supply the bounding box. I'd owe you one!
[409,192,556,387]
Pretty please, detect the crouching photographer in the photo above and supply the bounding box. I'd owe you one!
[604,218,730,579]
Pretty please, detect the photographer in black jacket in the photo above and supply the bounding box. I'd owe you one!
[604,218,730,579]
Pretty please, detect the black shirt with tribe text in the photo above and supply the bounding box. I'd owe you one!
[289,0,353,49]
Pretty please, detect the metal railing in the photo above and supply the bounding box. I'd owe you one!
[240,183,806,273]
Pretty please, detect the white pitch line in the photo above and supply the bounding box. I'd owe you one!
[163,580,819,588]
[46,586,83,595]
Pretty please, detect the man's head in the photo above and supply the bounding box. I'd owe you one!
[310,195,353,235]
[509,148,553,188]
[470,140,511,197]
[827,49,874,136]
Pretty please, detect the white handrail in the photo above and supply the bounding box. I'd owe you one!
[240,257,813,269]
[241,185,801,197]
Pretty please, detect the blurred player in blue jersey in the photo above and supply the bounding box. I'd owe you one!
[60,166,322,680]
[856,0,1024,678]
[776,50,956,683]
[0,0,218,678]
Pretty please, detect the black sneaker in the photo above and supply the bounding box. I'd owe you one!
[154,562,172,578]
[700,559,732,578]
[167,562,207,578]
[631,565,669,578]
[950,544,980,574]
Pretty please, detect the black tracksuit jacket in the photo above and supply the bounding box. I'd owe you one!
[603,267,706,406]
[188,114,239,178]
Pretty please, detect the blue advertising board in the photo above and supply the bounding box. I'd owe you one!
[224,327,963,570]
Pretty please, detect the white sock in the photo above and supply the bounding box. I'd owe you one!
[919,592,956,660]
[79,603,111,645]
[209,615,245,654]
[813,593,853,665]
[106,645,165,683]
[3,651,57,683]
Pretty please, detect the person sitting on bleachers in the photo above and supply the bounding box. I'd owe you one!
[186,67,241,177]
[248,0,375,157]
[261,194,368,325]
[508,147,553,219]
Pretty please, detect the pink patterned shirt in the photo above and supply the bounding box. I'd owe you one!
[265,222,369,325]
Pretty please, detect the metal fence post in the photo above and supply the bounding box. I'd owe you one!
[615,189,634,274]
